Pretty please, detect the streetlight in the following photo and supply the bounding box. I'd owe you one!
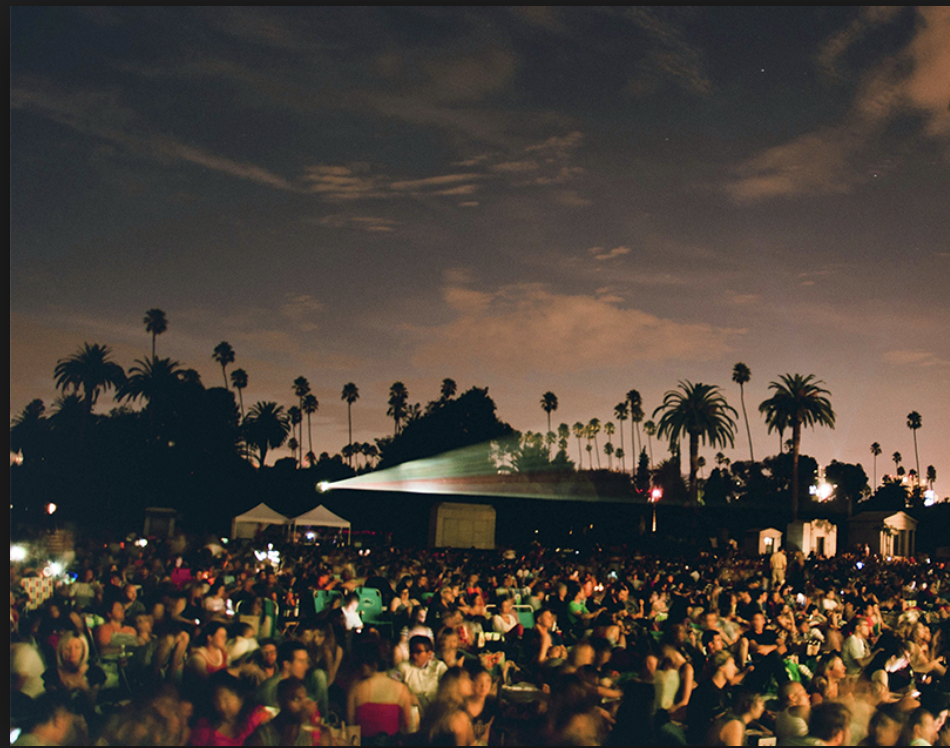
[650,487,663,533]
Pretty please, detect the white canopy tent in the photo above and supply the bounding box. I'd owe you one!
[292,504,351,544]
[230,502,290,539]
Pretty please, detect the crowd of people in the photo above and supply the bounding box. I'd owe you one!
[9,532,950,745]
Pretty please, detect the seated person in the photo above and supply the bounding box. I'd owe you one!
[95,600,140,656]
[491,596,523,640]
[397,635,447,722]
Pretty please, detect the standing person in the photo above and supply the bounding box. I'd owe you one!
[770,546,787,592]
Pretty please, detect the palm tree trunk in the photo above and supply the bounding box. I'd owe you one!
[913,432,920,490]
[791,421,802,522]
[307,413,313,457]
[348,403,353,466]
[689,433,699,505]
[619,423,626,474]
[740,384,754,462]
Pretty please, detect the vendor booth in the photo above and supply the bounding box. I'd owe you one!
[292,504,351,544]
[230,502,290,540]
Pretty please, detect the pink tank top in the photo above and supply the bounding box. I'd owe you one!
[355,702,402,737]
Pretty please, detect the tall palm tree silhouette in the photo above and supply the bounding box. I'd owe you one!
[212,342,235,388]
[870,442,882,488]
[643,420,656,467]
[230,369,248,419]
[906,412,922,490]
[342,383,359,465]
[541,392,558,454]
[614,402,629,474]
[288,406,302,466]
[303,393,319,460]
[654,381,737,506]
[388,382,409,435]
[732,363,754,462]
[587,418,602,469]
[759,374,835,521]
[572,422,585,466]
[143,309,167,358]
[626,390,643,460]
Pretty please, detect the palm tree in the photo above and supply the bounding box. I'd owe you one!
[732,362,754,462]
[613,403,629,474]
[540,392,558,442]
[303,393,319,458]
[643,420,656,467]
[143,309,167,358]
[119,356,185,405]
[54,343,126,438]
[288,406,302,466]
[10,399,47,464]
[697,455,706,480]
[341,383,359,465]
[907,412,922,489]
[387,382,409,435]
[572,422,585,467]
[759,374,836,521]
[870,442,882,488]
[653,381,738,506]
[892,452,902,484]
[212,342,235,388]
[626,390,643,461]
[440,378,457,402]
[587,418,602,468]
[230,369,249,419]
[245,402,289,467]
[926,465,936,491]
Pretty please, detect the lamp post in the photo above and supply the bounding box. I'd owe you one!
[650,487,662,533]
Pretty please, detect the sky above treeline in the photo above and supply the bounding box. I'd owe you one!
[11,7,950,484]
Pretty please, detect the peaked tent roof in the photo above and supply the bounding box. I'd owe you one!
[233,502,290,524]
[292,504,350,529]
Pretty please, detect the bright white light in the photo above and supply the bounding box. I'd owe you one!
[10,545,27,562]
[135,538,148,547]
[47,503,57,515]
[44,562,63,577]
[924,490,936,506]
[318,481,330,492]
[305,531,316,541]
[651,488,662,502]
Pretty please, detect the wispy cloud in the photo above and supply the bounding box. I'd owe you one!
[11,78,296,191]
[279,293,323,332]
[622,7,712,96]
[314,214,397,232]
[884,349,950,368]
[412,282,741,375]
[727,7,950,202]
[588,246,632,261]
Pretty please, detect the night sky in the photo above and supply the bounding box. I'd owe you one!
[11,7,950,484]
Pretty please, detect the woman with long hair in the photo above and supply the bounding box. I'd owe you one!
[189,671,268,746]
